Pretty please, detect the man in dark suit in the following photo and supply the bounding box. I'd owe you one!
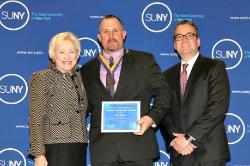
[161,20,230,166]
[80,15,171,166]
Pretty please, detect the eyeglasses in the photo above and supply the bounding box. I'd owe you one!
[174,33,198,41]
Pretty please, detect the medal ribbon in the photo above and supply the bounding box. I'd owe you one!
[98,51,124,75]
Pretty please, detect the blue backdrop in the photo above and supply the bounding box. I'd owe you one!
[1,0,250,166]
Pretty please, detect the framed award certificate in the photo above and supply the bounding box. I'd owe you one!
[101,101,140,133]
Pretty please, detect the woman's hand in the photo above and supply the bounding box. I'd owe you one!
[35,155,48,166]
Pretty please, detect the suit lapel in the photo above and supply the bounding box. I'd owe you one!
[114,50,133,98]
[172,64,182,104]
[182,55,203,103]
[92,58,110,96]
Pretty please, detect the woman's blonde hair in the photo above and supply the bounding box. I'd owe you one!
[48,32,81,59]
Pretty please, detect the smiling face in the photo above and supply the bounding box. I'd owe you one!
[98,17,126,54]
[174,23,200,61]
[53,40,78,74]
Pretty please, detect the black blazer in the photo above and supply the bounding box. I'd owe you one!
[161,55,230,165]
[80,49,171,163]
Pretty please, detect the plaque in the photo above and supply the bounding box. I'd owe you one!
[101,101,140,133]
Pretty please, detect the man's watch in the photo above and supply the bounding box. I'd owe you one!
[151,120,156,128]
[185,134,196,143]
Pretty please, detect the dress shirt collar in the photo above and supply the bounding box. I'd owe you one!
[181,52,199,78]
[103,48,124,61]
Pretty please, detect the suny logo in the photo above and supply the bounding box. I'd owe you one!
[141,2,172,33]
[0,0,30,31]
[78,37,101,65]
[154,150,170,166]
[0,74,28,105]
[79,37,101,58]
[212,39,243,70]
[225,113,245,145]
[0,148,26,166]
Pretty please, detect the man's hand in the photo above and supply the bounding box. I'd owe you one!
[171,132,197,155]
[133,116,153,135]
[179,143,197,155]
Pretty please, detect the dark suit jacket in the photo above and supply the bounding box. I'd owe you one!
[80,49,171,164]
[161,55,230,165]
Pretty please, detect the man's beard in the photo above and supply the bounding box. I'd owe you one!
[106,40,120,52]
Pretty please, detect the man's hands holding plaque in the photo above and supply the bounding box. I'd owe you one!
[133,116,154,135]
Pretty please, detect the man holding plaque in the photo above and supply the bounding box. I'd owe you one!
[80,15,171,166]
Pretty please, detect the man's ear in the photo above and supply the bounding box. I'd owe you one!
[123,30,127,40]
[97,34,101,42]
